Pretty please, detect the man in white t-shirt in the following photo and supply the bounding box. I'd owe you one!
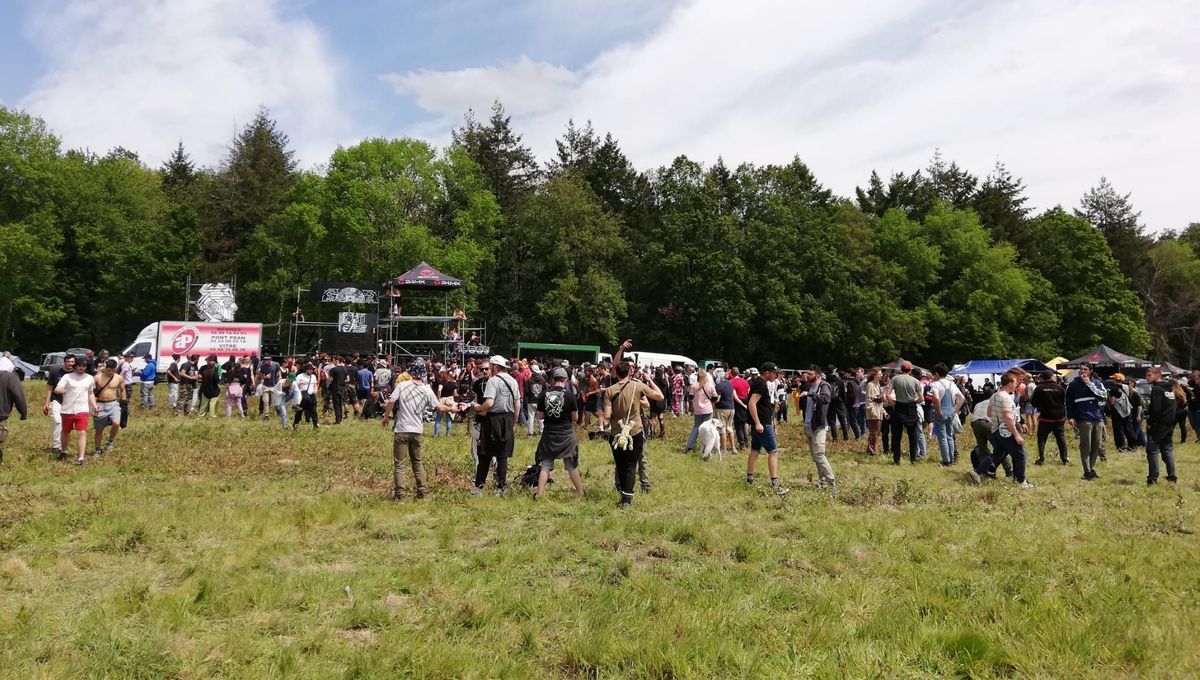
[292,363,320,430]
[54,360,97,465]
[381,357,461,499]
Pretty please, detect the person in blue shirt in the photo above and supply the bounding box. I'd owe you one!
[137,354,157,409]
[1065,362,1108,480]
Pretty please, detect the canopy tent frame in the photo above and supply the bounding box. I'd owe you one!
[950,358,1055,377]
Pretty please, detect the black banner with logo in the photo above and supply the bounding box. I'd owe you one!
[310,282,380,305]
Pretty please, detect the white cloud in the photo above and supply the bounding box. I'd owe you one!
[381,57,578,117]
[388,0,1200,229]
[19,0,350,168]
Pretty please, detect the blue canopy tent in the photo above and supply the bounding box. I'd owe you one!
[950,358,1055,376]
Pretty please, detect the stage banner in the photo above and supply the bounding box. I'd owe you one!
[311,282,380,305]
[337,312,378,334]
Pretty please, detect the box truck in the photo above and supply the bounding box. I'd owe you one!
[120,321,263,374]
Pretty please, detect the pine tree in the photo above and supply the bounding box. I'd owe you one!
[971,161,1030,246]
[451,100,539,214]
[207,107,297,273]
[925,149,977,209]
[1075,177,1150,285]
[161,141,196,192]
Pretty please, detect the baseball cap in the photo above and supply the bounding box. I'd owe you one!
[490,355,509,369]
[531,365,543,374]
[760,362,778,374]
[551,367,568,380]
[747,367,760,376]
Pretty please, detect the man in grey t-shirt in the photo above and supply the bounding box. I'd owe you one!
[382,358,459,499]
[888,361,924,465]
[471,355,522,495]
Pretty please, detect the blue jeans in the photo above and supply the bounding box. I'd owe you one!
[684,413,712,451]
[977,432,1026,483]
[433,411,453,436]
[276,400,288,429]
[933,416,956,464]
[1145,433,1176,482]
[916,424,928,459]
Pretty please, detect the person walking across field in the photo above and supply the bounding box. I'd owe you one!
[472,355,521,496]
[381,358,460,499]
[533,366,585,499]
[746,362,790,495]
[1031,370,1069,465]
[798,365,837,492]
[1065,362,1107,481]
[969,372,1033,488]
[0,367,28,465]
[54,359,98,466]
[603,341,663,508]
[292,363,320,430]
[43,353,76,458]
[92,359,126,457]
[1144,366,1179,485]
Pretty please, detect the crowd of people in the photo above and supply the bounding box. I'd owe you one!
[0,342,1192,505]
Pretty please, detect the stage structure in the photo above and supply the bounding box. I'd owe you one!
[285,263,487,362]
[286,281,381,357]
[378,262,488,363]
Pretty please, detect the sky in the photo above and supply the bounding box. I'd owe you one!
[2,0,1197,229]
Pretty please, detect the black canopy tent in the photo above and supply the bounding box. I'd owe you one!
[1062,344,1153,369]
[1062,344,1153,378]
[383,262,463,290]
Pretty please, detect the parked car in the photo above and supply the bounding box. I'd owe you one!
[65,347,95,362]
[39,351,66,378]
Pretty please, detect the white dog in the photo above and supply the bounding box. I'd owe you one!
[698,418,726,461]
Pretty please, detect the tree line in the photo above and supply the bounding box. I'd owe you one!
[2,102,1197,368]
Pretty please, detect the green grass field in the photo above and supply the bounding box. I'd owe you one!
[2,383,1198,678]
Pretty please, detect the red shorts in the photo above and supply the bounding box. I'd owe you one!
[61,412,89,435]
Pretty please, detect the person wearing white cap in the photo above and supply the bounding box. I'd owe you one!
[472,355,521,496]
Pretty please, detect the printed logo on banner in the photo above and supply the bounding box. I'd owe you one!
[338,312,369,333]
[320,287,379,304]
[195,283,238,322]
[172,325,200,354]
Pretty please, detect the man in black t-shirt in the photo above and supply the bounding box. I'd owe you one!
[177,355,199,416]
[165,354,181,411]
[328,356,349,424]
[258,357,281,421]
[746,362,788,495]
[524,366,546,437]
[534,367,584,497]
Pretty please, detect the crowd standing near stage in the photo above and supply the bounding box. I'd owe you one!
[0,342,1192,506]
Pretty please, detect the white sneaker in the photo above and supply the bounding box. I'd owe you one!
[1017,481,1035,489]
